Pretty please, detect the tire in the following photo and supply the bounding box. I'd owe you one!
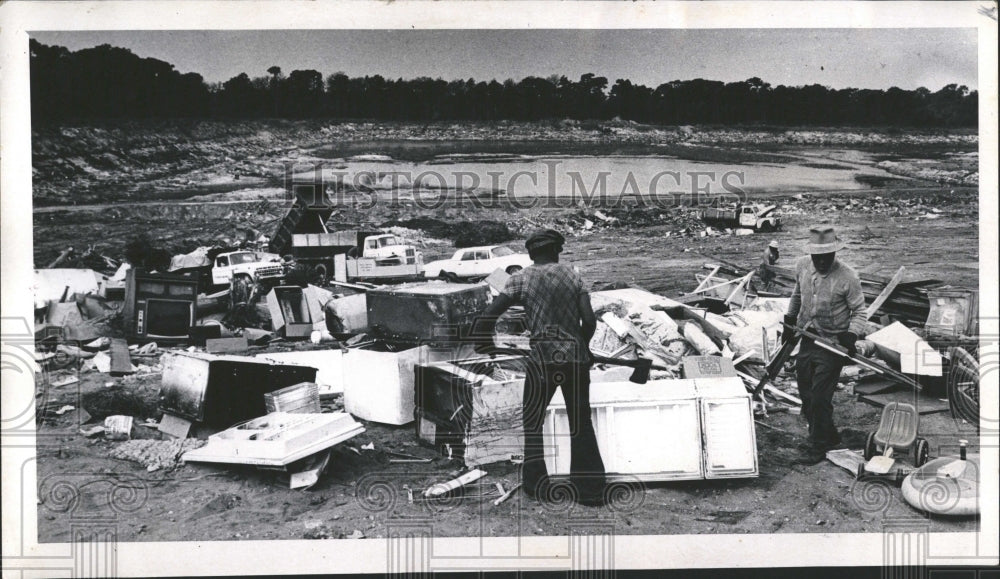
[914,438,930,467]
[758,221,773,233]
[864,432,878,461]
[506,265,523,275]
[441,271,459,283]
[311,264,328,286]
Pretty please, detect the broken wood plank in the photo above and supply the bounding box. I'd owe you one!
[206,336,249,355]
[109,338,134,377]
[690,266,721,294]
[724,272,754,305]
[865,266,906,321]
[48,247,74,269]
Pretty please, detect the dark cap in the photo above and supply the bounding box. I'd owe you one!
[525,229,565,252]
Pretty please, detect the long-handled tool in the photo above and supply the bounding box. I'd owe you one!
[751,321,811,400]
[486,347,660,384]
[790,324,922,391]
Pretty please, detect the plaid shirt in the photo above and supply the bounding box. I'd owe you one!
[787,255,867,340]
[501,263,589,364]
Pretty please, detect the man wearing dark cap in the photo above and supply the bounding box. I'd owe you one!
[473,228,605,505]
[784,226,866,464]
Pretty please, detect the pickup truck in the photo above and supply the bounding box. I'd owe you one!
[210,250,285,287]
[700,203,781,232]
[423,245,532,281]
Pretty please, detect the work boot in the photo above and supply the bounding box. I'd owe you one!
[793,442,826,465]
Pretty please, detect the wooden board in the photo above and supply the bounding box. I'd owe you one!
[109,338,134,376]
[858,389,950,415]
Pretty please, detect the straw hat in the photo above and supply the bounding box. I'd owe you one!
[804,226,845,254]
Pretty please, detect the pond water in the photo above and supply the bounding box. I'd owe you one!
[291,153,897,206]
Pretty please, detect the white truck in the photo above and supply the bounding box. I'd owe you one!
[289,231,423,284]
[211,250,285,287]
[700,203,781,232]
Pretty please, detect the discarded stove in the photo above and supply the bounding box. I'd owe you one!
[159,351,317,437]
[122,268,198,343]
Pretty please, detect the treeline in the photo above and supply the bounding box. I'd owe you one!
[30,39,978,127]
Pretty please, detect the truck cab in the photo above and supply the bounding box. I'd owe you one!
[211,251,284,286]
[361,234,420,266]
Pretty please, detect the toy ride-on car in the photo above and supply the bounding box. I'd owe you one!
[857,402,930,484]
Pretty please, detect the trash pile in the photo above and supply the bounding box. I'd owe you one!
[31,230,983,521]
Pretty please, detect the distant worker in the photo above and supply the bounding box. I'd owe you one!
[757,240,780,291]
[784,226,866,464]
[471,229,605,506]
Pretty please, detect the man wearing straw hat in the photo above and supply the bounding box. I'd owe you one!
[784,226,866,464]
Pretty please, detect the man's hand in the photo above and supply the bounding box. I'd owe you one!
[781,315,797,344]
[838,332,858,357]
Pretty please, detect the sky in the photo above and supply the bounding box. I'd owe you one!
[31,29,978,91]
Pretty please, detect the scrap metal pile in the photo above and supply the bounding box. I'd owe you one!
[31,241,982,510]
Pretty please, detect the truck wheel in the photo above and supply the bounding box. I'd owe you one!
[231,275,253,305]
[311,264,328,286]
[506,265,523,274]
[758,222,773,233]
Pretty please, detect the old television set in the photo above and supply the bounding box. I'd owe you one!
[123,269,199,343]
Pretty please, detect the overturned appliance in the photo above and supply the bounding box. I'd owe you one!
[159,351,317,435]
[366,281,491,343]
[543,376,759,481]
[182,412,364,467]
[415,355,528,467]
[122,268,199,343]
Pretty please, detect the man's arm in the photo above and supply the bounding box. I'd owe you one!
[469,293,515,351]
[845,274,867,337]
[787,275,802,318]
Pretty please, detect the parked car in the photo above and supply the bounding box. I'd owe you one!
[423,245,532,281]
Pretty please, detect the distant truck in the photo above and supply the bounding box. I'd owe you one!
[700,203,781,232]
[289,230,423,284]
[210,250,284,288]
[270,183,423,284]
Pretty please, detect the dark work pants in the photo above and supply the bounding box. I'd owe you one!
[795,340,844,447]
[522,361,605,500]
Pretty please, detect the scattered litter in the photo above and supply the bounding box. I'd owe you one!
[80,425,105,438]
[826,449,865,475]
[109,438,206,472]
[53,405,76,416]
[424,469,487,498]
[361,442,375,451]
[104,415,134,441]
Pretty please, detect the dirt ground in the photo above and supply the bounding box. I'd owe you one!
[30,123,982,542]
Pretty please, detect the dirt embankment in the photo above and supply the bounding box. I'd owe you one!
[32,120,978,206]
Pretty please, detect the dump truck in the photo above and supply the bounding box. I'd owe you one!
[270,184,422,284]
[700,203,781,232]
